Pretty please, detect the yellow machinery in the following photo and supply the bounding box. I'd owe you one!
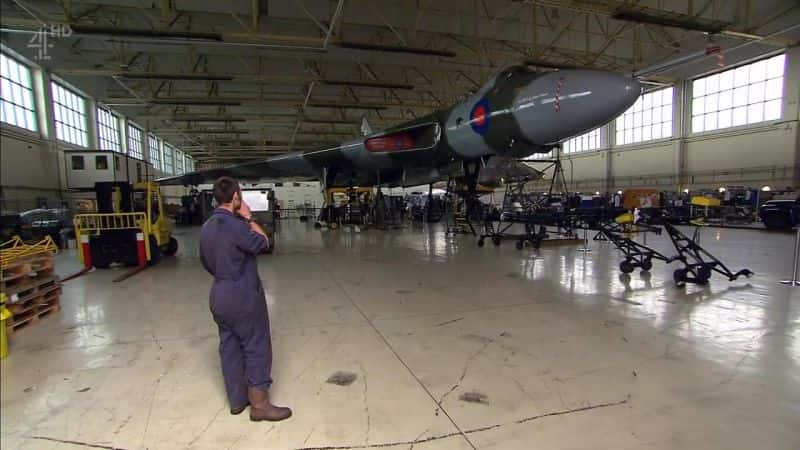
[73,181,176,268]
[318,187,374,229]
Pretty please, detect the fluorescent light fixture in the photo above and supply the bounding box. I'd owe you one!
[70,25,223,41]
[320,79,414,90]
[306,101,386,110]
[612,8,728,34]
[337,41,456,58]
[116,73,233,81]
[149,99,242,106]
[168,117,247,122]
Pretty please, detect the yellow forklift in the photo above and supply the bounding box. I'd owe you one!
[73,181,177,268]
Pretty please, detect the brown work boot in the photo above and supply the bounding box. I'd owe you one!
[248,387,292,422]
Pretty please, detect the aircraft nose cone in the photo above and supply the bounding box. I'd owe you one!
[513,70,642,145]
[604,72,642,113]
[557,70,641,129]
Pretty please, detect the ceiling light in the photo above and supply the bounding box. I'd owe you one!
[168,117,247,122]
[612,8,728,34]
[69,25,223,41]
[761,185,772,192]
[337,41,456,58]
[320,80,414,90]
[306,101,386,110]
[149,99,242,106]
[116,73,233,81]
[157,129,251,134]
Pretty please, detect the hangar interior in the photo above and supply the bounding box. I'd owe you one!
[1,1,799,449]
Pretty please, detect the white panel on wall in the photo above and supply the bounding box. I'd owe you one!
[685,122,797,172]
[613,143,677,176]
[0,133,60,190]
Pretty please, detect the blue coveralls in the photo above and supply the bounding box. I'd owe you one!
[199,208,271,409]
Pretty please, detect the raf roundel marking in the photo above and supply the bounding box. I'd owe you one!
[469,98,491,135]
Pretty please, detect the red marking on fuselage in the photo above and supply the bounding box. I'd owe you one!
[365,132,415,152]
[555,77,565,112]
[472,105,487,126]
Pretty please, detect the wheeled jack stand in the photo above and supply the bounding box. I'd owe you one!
[663,223,753,286]
[600,223,674,274]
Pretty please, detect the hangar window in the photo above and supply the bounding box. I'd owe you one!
[148,135,162,170]
[691,53,785,133]
[163,143,175,174]
[563,127,604,154]
[615,87,673,146]
[95,155,108,170]
[97,107,122,153]
[71,155,84,170]
[128,124,144,159]
[175,150,184,174]
[0,53,38,132]
[524,150,553,160]
[51,81,88,147]
[185,156,194,172]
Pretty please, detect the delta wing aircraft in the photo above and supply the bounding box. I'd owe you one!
[160,65,641,190]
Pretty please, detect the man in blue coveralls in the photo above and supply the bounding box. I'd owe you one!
[200,177,292,422]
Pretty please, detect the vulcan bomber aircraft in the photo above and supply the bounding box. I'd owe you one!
[160,65,641,191]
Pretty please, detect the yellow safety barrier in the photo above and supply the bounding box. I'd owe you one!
[0,236,58,267]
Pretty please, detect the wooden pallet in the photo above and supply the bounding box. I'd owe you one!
[1,254,55,287]
[2,274,61,302]
[5,289,61,335]
[6,285,62,316]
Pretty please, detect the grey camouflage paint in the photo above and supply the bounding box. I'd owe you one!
[160,66,641,188]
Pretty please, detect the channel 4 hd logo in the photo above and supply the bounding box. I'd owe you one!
[27,24,73,60]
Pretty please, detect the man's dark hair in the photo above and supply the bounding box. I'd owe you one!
[213,177,240,205]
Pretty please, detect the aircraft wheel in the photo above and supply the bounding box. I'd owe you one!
[478,238,485,247]
[620,260,635,274]
[492,236,502,246]
[314,221,322,229]
[516,240,524,250]
[640,259,653,272]
[673,268,688,285]
[532,239,542,249]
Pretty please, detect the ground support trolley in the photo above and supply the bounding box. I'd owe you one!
[663,223,753,286]
[598,223,675,274]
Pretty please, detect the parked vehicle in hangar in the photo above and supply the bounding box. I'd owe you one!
[759,199,800,230]
[73,181,178,268]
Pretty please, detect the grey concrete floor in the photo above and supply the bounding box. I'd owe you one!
[1,221,798,450]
